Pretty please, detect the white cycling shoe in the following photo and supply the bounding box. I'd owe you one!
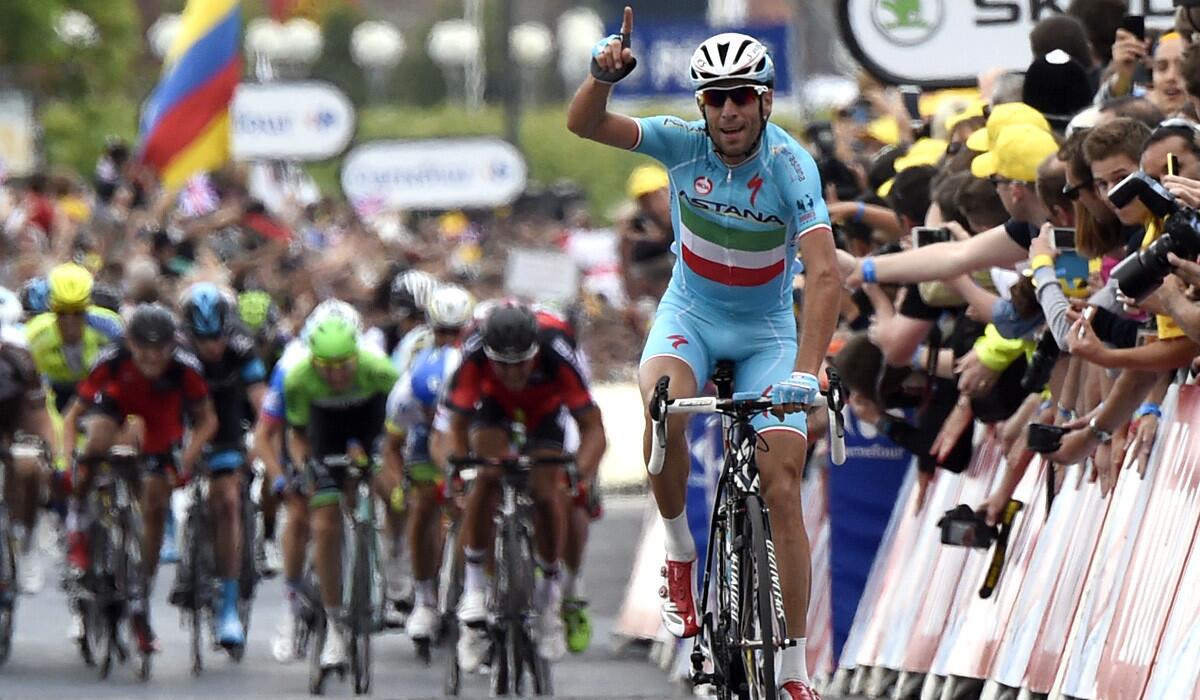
[534,587,567,661]
[457,589,487,627]
[407,604,438,641]
[272,613,300,664]
[320,625,348,670]
[18,549,43,594]
[456,626,490,673]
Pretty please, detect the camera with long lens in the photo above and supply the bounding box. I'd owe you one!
[1108,172,1200,302]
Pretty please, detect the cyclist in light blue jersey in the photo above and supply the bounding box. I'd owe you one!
[567,9,841,699]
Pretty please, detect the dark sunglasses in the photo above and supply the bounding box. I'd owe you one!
[697,84,768,109]
[1062,180,1092,200]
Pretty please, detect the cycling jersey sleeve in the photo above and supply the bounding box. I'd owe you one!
[76,353,114,404]
[359,348,400,395]
[632,116,704,166]
[176,351,210,403]
[385,377,419,436]
[261,363,288,422]
[772,142,833,239]
[283,361,313,428]
[445,355,484,414]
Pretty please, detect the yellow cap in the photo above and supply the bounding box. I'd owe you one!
[970,124,1059,183]
[945,99,987,134]
[865,117,901,146]
[627,165,669,199]
[965,102,1051,153]
[875,138,949,198]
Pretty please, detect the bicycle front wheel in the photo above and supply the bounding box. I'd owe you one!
[350,520,373,695]
[740,495,777,700]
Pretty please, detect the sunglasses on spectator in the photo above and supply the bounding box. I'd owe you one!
[988,175,1025,187]
[696,84,769,109]
[1152,118,1200,142]
[1062,180,1093,200]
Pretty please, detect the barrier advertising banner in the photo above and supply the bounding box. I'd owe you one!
[837,0,1177,87]
[232,82,355,161]
[828,411,910,661]
[1097,386,1200,700]
[341,138,527,211]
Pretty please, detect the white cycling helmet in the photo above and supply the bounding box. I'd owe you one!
[302,298,363,341]
[426,285,475,330]
[689,33,775,91]
[391,270,440,314]
[0,287,21,327]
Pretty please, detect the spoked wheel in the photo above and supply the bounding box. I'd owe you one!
[443,616,461,696]
[0,603,13,667]
[190,603,205,676]
[739,495,777,700]
[710,512,743,700]
[229,597,253,663]
[99,607,119,680]
[308,613,327,696]
[519,622,553,697]
[80,598,106,668]
[350,523,374,695]
[489,624,511,696]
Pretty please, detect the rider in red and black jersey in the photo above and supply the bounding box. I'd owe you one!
[69,304,218,653]
[442,301,607,671]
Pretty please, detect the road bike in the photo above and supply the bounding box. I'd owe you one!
[74,446,152,681]
[647,361,845,700]
[174,454,261,674]
[305,442,384,696]
[444,454,577,697]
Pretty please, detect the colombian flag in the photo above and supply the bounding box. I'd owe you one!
[139,0,241,189]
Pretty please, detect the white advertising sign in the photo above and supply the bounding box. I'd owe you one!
[504,248,579,305]
[232,82,355,161]
[0,91,35,177]
[340,138,528,210]
[838,0,1177,87]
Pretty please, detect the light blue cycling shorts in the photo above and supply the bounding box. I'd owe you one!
[640,288,807,438]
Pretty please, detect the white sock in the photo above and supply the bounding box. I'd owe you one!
[662,511,697,562]
[464,547,487,594]
[778,638,810,685]
[562,567,583,600]
[414,579,437,608]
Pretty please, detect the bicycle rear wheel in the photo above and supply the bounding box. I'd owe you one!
[740,495,777,700]
[235,481,259,660]
[0,507,16,667]
[441,522,463,696]
[185,501,208,676]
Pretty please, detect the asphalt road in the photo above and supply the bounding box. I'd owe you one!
[0,497,679,700]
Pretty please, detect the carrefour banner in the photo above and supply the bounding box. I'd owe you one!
[609,22,792,98]
[838,0,1177,88]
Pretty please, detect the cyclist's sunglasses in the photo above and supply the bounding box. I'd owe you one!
[697,84,769,109]
[312,355,355,370]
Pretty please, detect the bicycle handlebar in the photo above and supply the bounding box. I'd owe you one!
[646,367,847,476]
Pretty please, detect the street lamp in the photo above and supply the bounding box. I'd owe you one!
[509,22,553,105]
[55,9,99,48]
[351,21,405,104]
[555,8,604,89]
[427,19,482,111]
[147,13,181,59]
[245,17,323,81]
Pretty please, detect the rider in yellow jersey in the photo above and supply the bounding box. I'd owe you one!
[24,263,123,468]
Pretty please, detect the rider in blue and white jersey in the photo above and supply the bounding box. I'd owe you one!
[382,285,472,651]
[567,11,841,699]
